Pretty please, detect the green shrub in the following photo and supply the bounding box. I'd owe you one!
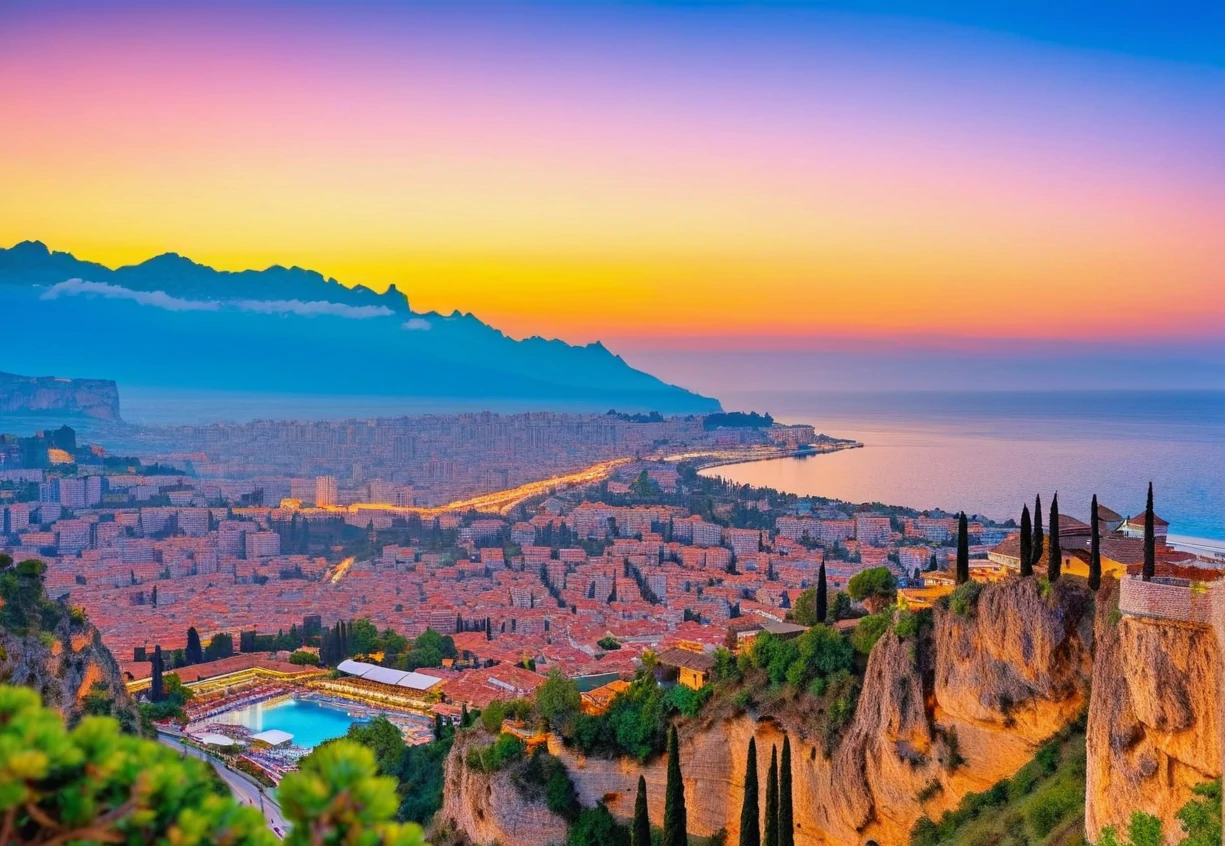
[1006,764,1039,800]
[481,700,508,733]
[466,732,526,772]
[820,670,860,749]
[1034,737,1061,774]
[1037,576,1053,599]
[570,674,668,760]
[568,804,629,846]
[665,683,712,718]
[1026,782,1080,837]
[712,647,741,683]
[1099,812,1163,846]
[850,613,891,654]
[847,567,898,604]
[949,581,983,617]
[1176,780,1221,846]
[512,751,579,820]
[893,609,919,638]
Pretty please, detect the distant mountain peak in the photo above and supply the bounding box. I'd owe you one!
[138,252,201,270]
[0,240,720,413]
[9,239,51,256]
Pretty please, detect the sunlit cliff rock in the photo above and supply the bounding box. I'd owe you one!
[444,578,1095,845]
[1085,578,1221,844]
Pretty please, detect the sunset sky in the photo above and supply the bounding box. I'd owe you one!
[2,1,1222,382]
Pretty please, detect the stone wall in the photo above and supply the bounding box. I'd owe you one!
[1118,576,1219,626]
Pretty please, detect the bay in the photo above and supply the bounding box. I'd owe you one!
[707,390,1225,540]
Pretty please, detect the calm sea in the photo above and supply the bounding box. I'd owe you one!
[709,390,1225,541]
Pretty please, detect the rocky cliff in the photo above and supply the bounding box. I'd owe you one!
[439,733,571,846]
[444,578,1095,846]
[0,370,121,420]
[0,593,140,732]
[1085,579,1221,844]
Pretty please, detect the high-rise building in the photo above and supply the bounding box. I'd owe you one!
[315,475,338,507]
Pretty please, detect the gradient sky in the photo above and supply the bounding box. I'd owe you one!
[2,1,1222,365]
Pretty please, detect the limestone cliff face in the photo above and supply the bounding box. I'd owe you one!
[0,371,121,420]
[439,733,570,846]
[0,606,140,731]
[1085,579,1221,844]
[445,578,1094,846]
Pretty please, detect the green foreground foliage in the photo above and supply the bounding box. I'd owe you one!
[308,715,453,826]
[0,685,427,845]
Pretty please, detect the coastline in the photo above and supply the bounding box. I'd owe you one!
[685,438,863,474]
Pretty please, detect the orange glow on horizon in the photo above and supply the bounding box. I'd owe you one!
[1,3,1221,348]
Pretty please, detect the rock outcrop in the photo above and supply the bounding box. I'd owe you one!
[445,578,1095,846]
[439,733,570,846]
[1085,579,1221,844]
[0,370,121,420]
[0,599,140,731]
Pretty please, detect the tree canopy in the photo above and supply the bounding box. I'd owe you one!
[0,685,427,846]
[846,567,897,604]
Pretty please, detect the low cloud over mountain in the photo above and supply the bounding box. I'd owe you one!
[1,241,719,414]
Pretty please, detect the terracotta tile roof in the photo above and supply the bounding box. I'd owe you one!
[656,647,715,672]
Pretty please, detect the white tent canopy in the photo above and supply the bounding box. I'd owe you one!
[336,659,441,691]
[336,659,375,675]
[362,665,408,686]
[396,671,442,691]
[196,732,241,747]
[252,729,294,746]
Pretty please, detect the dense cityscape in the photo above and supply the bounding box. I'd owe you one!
[3,405,1220,845]
[2,1,1222,844]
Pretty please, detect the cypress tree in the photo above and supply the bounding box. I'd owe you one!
[633,774,651,846]
[434,713,444,741]
[1032,494,1044,573]
[779,736,793,846]
[955,512,969,585]
[1019,506,1033,578]
[1088,495,1102,591]
[1047,493,1061,582]
[764,745,779,846]
[1142,482,1156,582]
[150,645,165,703]
[460,703,469,728]
[816,562,828,624]
[739,737,759,846]
[664,726,688,846]
[185,626,203,665]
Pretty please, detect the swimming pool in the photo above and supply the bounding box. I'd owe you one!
[213,698,366,749]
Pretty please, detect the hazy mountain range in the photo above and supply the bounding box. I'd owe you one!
[0,241,719,414]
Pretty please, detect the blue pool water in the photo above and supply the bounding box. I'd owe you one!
[214,698,365,749]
